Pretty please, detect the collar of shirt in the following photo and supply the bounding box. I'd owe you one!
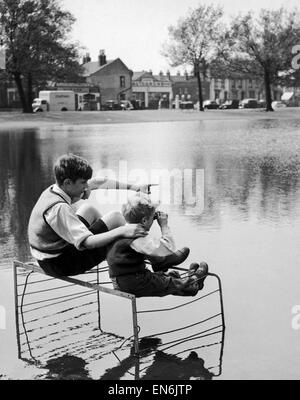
[51,184,72,205]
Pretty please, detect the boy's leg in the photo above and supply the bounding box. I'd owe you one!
[76,204,102,226]
[101,211,126,230]
[76,204,125,232]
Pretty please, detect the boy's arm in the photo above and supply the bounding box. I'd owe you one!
[46,203,147,250]
[87,177,157,193]
[130,212,176,257]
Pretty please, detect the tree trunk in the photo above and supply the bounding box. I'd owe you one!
[195,62,204,112]
[264,66,273,112]
[14,72,31,113]
[26,72,33,113]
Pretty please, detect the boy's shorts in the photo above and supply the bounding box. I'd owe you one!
[112,269,198,297]
[38,217,108,277]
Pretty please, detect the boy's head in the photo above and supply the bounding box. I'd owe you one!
[54,154,93,186]
[54,154,93,200]
[122,193,158,231]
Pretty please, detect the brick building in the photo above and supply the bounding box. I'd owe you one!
[132,71,172,109]
[82,50,133,105]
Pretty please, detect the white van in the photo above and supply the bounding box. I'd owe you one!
[32,91,75,112]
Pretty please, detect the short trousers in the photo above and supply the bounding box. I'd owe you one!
[111,269,198,298]
[38,216,108,277]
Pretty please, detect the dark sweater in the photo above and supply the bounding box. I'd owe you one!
[107,238,146,278]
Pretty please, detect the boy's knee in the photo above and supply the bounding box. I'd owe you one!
[77,204,102,225]
[102,211,125,230]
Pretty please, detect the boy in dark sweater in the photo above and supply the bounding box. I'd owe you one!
[107,193,208,297]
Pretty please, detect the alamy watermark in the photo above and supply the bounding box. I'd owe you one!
[292,305,300,330]
[0,305,6,330]
[94,161,205,215]
[291,45,300,70]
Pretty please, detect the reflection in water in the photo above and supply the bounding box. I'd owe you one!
[100,338,214,380]
[1,120,300,266]
[0,130,50,265]
[44,355,92,380]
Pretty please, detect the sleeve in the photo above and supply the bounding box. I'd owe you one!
[131,227,176,258]
[45,203,93,250]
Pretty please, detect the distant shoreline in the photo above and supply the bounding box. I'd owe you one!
[0,108,299,130]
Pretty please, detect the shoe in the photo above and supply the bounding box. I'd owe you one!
[167,270,181,279]
[150,247,190,272]
[194,262,209,290]
[188,263,200,277]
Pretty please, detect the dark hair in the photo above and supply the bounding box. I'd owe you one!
[122,194,156,223]
[54,154,93,186]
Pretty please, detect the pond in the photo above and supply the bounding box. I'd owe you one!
[0,117,300,380]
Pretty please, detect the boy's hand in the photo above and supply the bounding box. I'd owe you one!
[136,183,158,194]
[81,188,91,200]
[121,224,148,238]
[156,211,168,228]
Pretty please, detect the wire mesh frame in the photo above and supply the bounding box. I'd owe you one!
[13,261,225,364]
[135,272,226,377]
[13,260,140,360]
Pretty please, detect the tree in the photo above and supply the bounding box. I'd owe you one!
[0,0,83,113]
[222,8,300,111]
[162,4,225,111]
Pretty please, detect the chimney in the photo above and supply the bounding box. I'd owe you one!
[166,70,171,80]
[83,52,91,64]
[176,71,181,77]
[99,49,107,66]
[185,70,188,80]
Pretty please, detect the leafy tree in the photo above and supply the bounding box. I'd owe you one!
[162,4,225,111]
[222,8,300,111]
[0,0,83,113]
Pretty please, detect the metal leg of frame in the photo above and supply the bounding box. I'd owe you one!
[207,272,226,377]
[131,297,140,356]
[13,261,21,360]
[96,265,102,332]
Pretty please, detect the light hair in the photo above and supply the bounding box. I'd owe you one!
[122,193,157,223]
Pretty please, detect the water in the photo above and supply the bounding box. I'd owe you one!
[1,117,300,380]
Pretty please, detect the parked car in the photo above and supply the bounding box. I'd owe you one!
[257,99,266,108]
[203,100,219,109]
[239,98,258,109]
[120,100,134,110]
[180,101,194,110]
[272,101,287,108]
[219,99,239,109]
[101,100,122,111]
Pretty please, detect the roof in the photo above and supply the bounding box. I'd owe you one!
[82,59,114,77]
[132,71,147,81]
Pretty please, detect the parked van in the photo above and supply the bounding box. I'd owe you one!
[32,91,75,112]
[239,98,258,109]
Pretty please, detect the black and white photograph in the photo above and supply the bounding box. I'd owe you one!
[0,0,300,383]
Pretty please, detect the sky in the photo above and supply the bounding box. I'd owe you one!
[62,0,300,74]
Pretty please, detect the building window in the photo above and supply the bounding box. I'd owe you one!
[248,79,252,88]
[120,76,125,88]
